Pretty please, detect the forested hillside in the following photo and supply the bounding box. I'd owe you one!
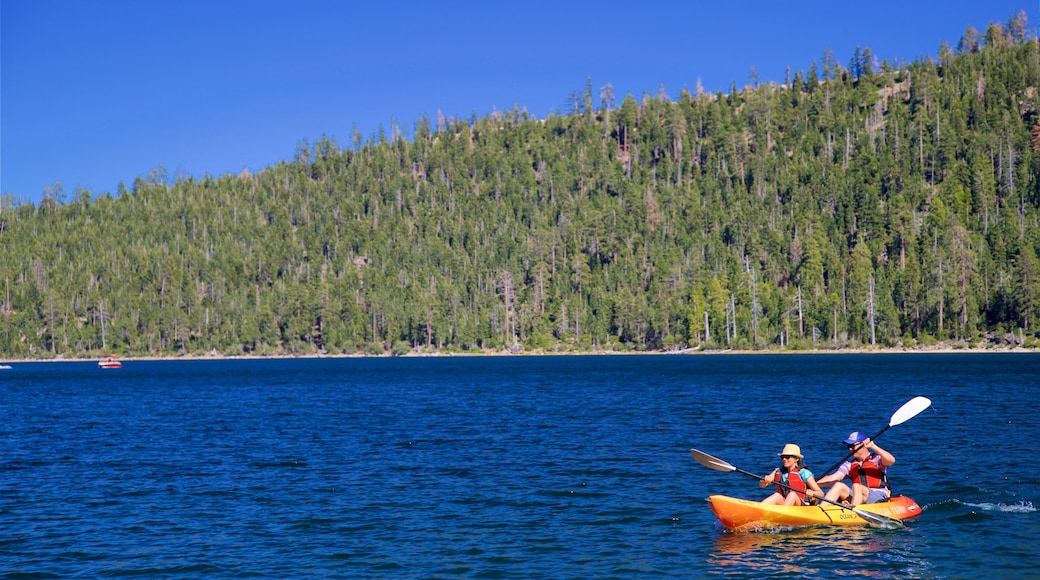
[3,13,1039,358]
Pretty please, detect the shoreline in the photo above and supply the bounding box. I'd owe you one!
[4,344,1037,364]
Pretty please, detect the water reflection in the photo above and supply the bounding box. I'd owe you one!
[708,525,930,578]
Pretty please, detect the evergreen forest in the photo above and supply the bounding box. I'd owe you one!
[3,13,1040,358]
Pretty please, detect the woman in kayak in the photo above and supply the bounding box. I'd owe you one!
[816,431,895,506]
[758,444,825,506]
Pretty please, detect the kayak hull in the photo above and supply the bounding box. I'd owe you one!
[707,494,921,531]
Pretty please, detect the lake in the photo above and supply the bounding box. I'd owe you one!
[2,353,1037,578]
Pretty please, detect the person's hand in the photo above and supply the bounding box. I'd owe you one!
[761,469,777,485]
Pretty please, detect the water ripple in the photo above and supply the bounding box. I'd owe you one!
[2,355,1039,577]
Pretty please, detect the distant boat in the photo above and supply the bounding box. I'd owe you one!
[98,356,122,369]
[0,364,11,370]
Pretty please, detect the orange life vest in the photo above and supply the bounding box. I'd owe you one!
[848,455,888,489]
[773,469,807,501]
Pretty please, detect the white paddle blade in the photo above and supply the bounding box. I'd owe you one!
[889,396,932,427]
[689,449,736,472]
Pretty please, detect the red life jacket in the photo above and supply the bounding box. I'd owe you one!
[848,455,888,489]
[773,469,807,501]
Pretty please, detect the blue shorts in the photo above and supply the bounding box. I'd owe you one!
[865,488,890,504]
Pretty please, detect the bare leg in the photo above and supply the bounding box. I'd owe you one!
[824,482,850,503]
[761,492,786,505]
[782,491,803,506]
[850,483,870,506]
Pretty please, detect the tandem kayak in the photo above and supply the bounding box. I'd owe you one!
[707,494,922,531]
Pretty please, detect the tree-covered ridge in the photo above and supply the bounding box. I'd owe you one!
[2,14,1039,358]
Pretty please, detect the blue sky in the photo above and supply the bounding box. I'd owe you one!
[2,1,1033,205]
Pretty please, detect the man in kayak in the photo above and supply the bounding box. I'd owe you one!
[758,444,825,506]
[816,431,895,506]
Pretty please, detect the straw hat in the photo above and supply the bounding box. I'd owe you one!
[777,443,803,459]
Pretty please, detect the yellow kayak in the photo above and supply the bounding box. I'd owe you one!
[708,494,922,531]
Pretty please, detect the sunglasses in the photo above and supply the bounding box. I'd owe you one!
[847,443,863,450]
[780,455,798,460]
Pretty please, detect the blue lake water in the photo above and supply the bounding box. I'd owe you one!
[2,353,1038,578]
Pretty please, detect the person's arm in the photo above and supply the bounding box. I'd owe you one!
[865,438,895,466]
[815,462,848,486]
[815,472,836,486]
[759,469,778,488]
[804,473,825,499]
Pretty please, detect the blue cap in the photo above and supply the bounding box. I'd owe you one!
[843,431,868,445]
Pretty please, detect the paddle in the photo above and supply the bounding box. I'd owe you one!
[817,396,932,478]
[690,448,905,529]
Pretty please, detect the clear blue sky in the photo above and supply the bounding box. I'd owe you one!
[2,1,1032,205]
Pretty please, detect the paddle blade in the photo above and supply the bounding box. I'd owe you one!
[690,449,736,473]
[853,507,905,529]
[889,396,932,427]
